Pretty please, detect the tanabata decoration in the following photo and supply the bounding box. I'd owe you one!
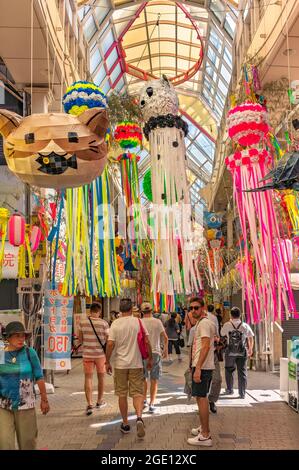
[140,75,202,298]
[114,121,142,149]
[0,107,108,189]
[8,214,25,247]
[203,211,223,229]
[227,102,269,147]
[115,122,147,257]
[58,167,120,297]
[225,106,296,322]
[30,226,42,253]
[52,87,120,296]
[0,208,10,277]
[143,169,153,201]
[62,81,107,116]
[245,151,299,191]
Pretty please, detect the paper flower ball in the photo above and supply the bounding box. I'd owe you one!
[62,81,107,115]
[114,121,142,149]
[139,76,179,123]
[227,102,269,147]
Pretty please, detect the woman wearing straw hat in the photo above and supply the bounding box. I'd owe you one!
[0,321,50,450]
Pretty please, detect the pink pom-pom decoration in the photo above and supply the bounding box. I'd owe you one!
[225,148,272,171]
[227,102,269,147]
[8,214,25,246]
[30,225,42,252]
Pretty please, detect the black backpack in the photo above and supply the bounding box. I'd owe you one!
[227,322,246,357]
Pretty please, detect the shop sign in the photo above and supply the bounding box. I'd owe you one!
[43,283,73,370]
[0,243,18,279]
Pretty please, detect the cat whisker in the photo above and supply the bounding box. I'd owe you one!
[89,148,100,153]
[89,140,97,144]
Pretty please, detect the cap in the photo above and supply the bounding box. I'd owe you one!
[141,302,152,313]
[4,321,31,338]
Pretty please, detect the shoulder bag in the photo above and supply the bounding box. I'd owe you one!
[137,319,149,360]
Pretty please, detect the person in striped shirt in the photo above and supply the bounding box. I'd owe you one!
[78,303,109,416]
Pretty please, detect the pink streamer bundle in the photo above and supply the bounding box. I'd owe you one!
[226,147,297,322]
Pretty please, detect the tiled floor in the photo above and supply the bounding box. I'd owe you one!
[37,348,299,450]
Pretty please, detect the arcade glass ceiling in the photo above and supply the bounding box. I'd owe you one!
[77,0,239,222]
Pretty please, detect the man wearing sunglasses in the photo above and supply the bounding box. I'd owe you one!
[187,297,216,447]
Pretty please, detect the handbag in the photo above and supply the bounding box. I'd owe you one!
[137,319,149,360]
[179,336,185,348]
[88,317,106,354]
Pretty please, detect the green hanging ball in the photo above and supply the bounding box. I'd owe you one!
[143,169,153,202]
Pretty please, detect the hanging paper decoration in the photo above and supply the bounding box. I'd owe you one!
[8,214,25,247]
[244,151,299,191]
[203,211,223,229]
[225,103,296,322]
[0,107,108,189]
[227,102,269,147]
[114,121,142,149]
[18,224,36,279]
[60,167,120,297]
[143,169,153,201]
[30,226,42,253]
[0,208,10,277]
[62,81,107,116]
[140,76,202,299]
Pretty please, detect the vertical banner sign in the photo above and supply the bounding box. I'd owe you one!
[43,283,73,370]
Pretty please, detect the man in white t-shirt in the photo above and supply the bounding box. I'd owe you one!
[221,307,254,399]
[141,302,168,413]
[105,299,152,438]
[187,297,216,448]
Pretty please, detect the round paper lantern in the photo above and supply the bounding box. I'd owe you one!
[114,121,142,149]
[30,225,42,252]
[225,148,271,171]
[0,107,109,189]
[227,102,269,147]
[143,169,153,201]
[62,81,107,115]
[8,214,25,246]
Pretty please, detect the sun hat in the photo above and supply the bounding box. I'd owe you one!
[4,321,31,338]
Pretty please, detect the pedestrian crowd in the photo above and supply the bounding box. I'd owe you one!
[0,298,254,449]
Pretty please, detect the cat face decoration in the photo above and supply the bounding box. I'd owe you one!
[139,75,179,122]
[0,107,108,189]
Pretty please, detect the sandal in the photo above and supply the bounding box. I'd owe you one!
[96,401,107,409]
[86,405,93,416]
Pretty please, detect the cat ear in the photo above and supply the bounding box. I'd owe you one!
[161,75,170,87]
[0,109,22,138]
[78,108,109,139]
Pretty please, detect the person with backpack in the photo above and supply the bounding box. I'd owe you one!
[0,321,50,450]
[221,307,254,398]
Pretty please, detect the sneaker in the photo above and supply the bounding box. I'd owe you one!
[191,426,201,436]
[187,432,213,447]
[178,356,183,362]
[222,390,234,395]
[238,395,246,399]
[143,400,149,410]
[96,401,107,409]
[148,404,156,413]
[85,405,93,416]
[136,418,145,438]
[120,423,131,434]
[209,402,217,413]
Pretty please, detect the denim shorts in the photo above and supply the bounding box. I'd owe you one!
[143,353,162,380]
[191,368,213,398]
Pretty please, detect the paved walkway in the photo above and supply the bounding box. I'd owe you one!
[37,348,299,450]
